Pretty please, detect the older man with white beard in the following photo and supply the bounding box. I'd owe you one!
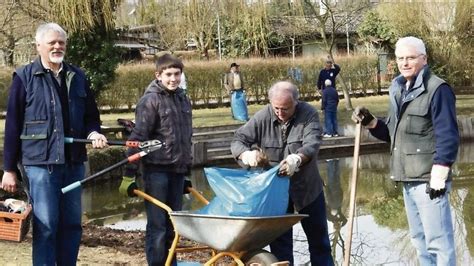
[1,22,107,265]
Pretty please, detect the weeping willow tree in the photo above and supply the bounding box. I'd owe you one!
[377,0,472,87]
[137,0,187,52]
[18,0,118,32]
[16,0,122,96]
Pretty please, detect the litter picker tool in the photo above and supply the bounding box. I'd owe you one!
[61,140,163,194]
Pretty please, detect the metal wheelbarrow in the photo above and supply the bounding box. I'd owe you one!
[134,189,307,266]
[60,138,306,265]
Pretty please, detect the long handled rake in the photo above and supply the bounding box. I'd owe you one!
[343,122,362,266]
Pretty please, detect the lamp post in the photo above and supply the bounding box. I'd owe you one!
[217,13,222,61]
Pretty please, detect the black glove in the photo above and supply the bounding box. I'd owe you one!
[425,183,446,200]
[352,106,376,127]
[183,179,192,194]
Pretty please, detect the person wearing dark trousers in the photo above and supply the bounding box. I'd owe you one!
[317,59,340,91]
[231,81,334,265]
[321,79,340,137]
[118,54,193,266]
[1,23,108,265]
[352,36,459,266]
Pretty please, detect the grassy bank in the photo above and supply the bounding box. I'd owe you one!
[98,94,474,128]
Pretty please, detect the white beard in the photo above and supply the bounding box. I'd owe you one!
[49,53,64,64]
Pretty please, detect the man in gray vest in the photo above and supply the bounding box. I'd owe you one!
[352,36,459,265]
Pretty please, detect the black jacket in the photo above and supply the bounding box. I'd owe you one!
[125,80,193,175]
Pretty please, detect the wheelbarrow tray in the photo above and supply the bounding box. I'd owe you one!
[170,211,308,252]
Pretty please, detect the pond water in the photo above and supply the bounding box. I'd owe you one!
[82,142,474,265]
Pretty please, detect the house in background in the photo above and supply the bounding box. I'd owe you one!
[115,24,160,61]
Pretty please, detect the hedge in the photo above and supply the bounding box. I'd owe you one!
[98,55,380,110]
[0,55,380,112]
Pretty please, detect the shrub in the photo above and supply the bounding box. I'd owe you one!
[0,67,13,111]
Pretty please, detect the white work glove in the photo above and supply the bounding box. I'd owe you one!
[427,164,450,200]
[241,150,259,167]
[279,154,302,177]
[87,131,108,149]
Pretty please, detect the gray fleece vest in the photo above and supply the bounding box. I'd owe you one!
[387,70,445,182]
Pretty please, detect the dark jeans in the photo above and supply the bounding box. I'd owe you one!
[324,110,338,135]
[143,170,185,266]
[270,192,334,265]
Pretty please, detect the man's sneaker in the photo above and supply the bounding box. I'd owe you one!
[332,134,339,137]
[323,134,332,138]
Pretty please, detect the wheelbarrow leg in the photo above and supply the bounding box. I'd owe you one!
[204,252,244,266]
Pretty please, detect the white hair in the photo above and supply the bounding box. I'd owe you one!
[268,81,299,101]
[35,23,67,44]
[324,79,332,86]
[395,36,426,56]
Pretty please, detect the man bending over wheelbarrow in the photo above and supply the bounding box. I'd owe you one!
[119,54,193,266]
[231,81,334,265]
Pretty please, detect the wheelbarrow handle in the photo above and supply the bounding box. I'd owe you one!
[64,137,141,148]
[61,150,148,194]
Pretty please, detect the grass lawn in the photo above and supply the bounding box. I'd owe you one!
[99,94,474,128]
[0,94,473,147]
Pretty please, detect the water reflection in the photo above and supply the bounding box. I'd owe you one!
[82,143,474,265]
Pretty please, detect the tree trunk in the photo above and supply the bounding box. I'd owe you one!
[337,73,353,110]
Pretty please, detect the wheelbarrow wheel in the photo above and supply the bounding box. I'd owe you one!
[242,249,279,265]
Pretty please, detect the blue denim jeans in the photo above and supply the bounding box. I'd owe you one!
[270,192,334,266]
[143,170,184,266]
[324,111,338,135]
[25,163,85,266]
[403,181,456,266]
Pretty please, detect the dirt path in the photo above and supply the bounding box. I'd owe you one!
[0,224,212,265]
[0,238,148,265]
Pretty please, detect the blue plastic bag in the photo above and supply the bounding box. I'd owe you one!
[231,90,249,122]
[198,166,289,217]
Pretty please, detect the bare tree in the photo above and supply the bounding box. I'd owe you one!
[0,1,38,66]
[134,0,187,52]
[291,0,371,110]
[182,0,218,60]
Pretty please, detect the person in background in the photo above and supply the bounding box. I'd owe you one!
[1,22,108,265]
[352,36,459,265]
[179,72,187,93]
[231,81,333,265]
[224,62,244,94]
[317,58,340,91]
[321,79,340,137]
[224,62,248,121]
[119,54,193,266]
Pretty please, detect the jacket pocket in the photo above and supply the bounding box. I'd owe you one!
[262,139,284,163]
[403,144,434,178]
[405,107,431,135]
[286,133,303,154]
[20,120,48,160]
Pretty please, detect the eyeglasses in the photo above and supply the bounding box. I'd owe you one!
[273,106,291,113]
[396,54,424,63]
